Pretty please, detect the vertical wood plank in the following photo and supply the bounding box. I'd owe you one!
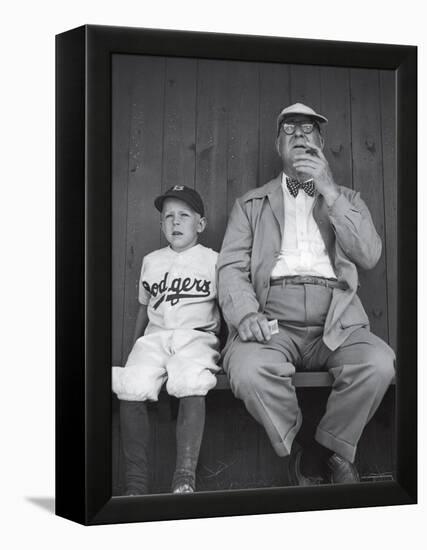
[162,57,197,190]
[195,60,229,252]
[150,397,175,494]
[290,64,322,110]
[356,388,395,480]
[350,68,388,342]
[160,57,198,249]
[198,392,231,491]
[122,56,166,361]
[257,59,292,481]
[112,55,133,366]
[258,63,291,188]
[112,56,137,494]
[380,70,397,350]
[193,60,232,486]
[320,67,353,189]
[111,397,123,495]
[226,60,260,215]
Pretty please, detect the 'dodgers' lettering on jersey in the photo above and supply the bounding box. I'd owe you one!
[142,272,212,309]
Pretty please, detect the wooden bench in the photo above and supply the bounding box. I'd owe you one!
[214,371,395,390]
[113,368,394,392]
[114,367,336,390]
[215,370,334,390]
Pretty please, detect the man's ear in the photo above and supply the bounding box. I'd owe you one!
[197,217,207,233]
[319,134,325,150]
[275,135,281,156]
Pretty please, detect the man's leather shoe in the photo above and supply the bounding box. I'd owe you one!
[325,453,360,484]
[287,445,318,486]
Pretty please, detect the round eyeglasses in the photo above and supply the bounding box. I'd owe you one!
[281,122,315,135]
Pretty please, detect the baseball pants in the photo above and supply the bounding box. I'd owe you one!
[223,283,395,463]
[112,329,220,401]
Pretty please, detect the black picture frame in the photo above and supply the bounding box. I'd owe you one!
[55,24,417,526]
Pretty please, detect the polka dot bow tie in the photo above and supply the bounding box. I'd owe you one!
[286,177,315,198]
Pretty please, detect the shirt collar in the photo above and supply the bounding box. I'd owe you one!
[167,243,201,256]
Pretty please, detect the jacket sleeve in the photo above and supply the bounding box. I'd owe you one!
[328,191,382,270]
[216,199,260,329]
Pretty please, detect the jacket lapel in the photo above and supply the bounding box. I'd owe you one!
[266,175,284,237]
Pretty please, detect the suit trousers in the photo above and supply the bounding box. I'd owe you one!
[223,282,395,463]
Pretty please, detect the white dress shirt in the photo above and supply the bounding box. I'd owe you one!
[270,173,337,279]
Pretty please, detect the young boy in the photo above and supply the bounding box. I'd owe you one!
[112,185,220,495]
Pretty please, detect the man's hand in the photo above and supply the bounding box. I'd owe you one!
[293,143,339,206]
[238,312,272,343]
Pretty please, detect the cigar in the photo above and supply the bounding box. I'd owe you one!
[305,146,318,156]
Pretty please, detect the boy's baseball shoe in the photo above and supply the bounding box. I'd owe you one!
[171,469,196,494]
[173,483,194,494]
[325,453,360,484]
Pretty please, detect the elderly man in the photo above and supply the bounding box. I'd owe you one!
[217,103,395,484]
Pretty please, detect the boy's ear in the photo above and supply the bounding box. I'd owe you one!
[197,216,207,233]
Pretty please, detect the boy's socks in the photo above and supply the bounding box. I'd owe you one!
[120,400,150,495]
[172,396,205,493]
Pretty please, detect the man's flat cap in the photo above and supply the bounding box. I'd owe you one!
[277,102,328,133]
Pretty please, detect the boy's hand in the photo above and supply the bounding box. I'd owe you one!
[238,312,272,343]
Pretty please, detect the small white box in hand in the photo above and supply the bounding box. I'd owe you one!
[268,319,279,334]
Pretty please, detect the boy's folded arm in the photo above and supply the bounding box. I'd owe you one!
[133,304,149,343]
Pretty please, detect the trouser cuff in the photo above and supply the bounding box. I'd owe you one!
[315,427,356,463]
[271,411,302,457]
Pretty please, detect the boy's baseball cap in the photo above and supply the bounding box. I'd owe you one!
[277,102,328,134]
[154,185,205,216]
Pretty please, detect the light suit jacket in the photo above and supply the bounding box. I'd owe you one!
[217,174,382,352]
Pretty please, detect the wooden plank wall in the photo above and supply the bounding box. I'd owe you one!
[113,55,397,363]
[111,55,397,494]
